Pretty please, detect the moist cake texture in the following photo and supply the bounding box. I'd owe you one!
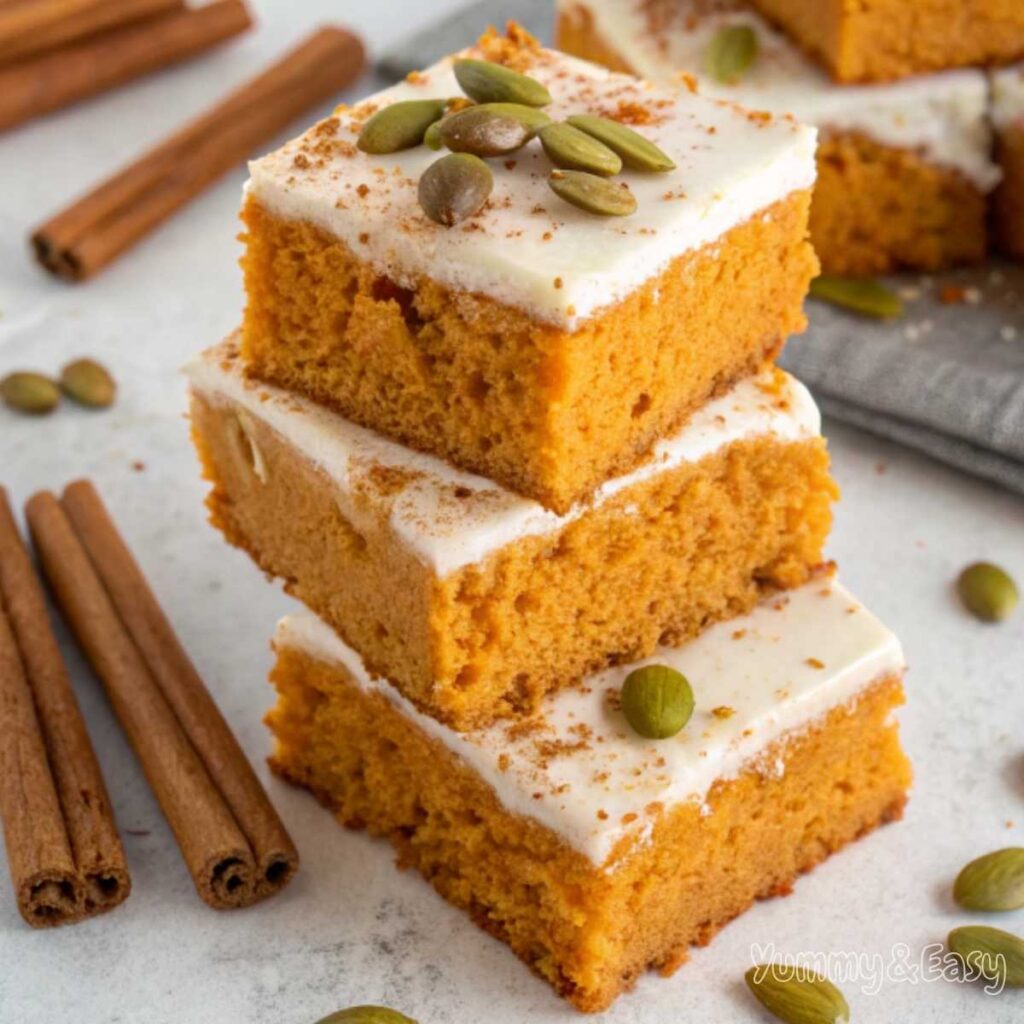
[558,0,999,275]
[748,0,1024,83]
[188,338,836,731]
[241,29,818,512]
[992,64,1024,260]
[268,579,912,1012]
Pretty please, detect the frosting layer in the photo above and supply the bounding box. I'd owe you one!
[992,63,1024,131]
[573,0,1000,190]
[277,577,904,868]
[185,338,821,578]
[246,39,816,328]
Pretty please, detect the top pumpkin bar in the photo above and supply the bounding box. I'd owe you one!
[241,27,817,514]
[749,0,1024,83]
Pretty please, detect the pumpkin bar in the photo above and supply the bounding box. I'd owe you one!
[240,27,818,514]
[187,337,836,732]
[992,63,1024,260]
[747,0,1024,83]
[557,0,1000,276]
[267,578,911,1012]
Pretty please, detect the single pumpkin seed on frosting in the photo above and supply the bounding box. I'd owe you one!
[809,275,904,319]
[439,105,532,157]
[539,122,622,176]
[706,24,760,83]
[418,152,493,226]
[357,99,446,154]
[948,925,1024,988]
[453,57,552,107]
[1,371,60,414]
[567,114,676,172]
[745,964,850,1024]
[620,664,694,739]
[424,119,445,150]
[475,101,553,132]
[314,1007,419,1024]
[60,358,116,408]
[954,848,1024,911]
[548,169,637,216]
[957,562,1019,622]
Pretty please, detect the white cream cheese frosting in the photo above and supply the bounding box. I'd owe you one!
[245,38,816,329]
[992,63,1024,131]
[571,0,1000,190]
[276,577,904,868]
[185,338,821,578]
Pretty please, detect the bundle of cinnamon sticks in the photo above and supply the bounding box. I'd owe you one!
[0,480,298,926]
[0,1,254,133]
[32,23,366,280]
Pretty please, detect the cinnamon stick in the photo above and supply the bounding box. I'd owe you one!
[0,487,130,922]
[61,479,297,897]
[0,0,254,133]
[0,593,82,926]
[0,0,183,66]
[32,24,366,281]
[26,490,256,909]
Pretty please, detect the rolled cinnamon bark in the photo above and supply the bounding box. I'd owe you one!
[0,0,183,66]
[0,488,129,917]
[62,479,297,897]
[26,490,256,909]
[32,24,365,280]
[0,602,83,927]
[0,0,254,133]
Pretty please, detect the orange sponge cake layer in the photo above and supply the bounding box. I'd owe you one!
[188,339,836,732]
[268,580,911,1012]
[240,31,818,513]
[749,0,1024,83]
[557,1,998,277]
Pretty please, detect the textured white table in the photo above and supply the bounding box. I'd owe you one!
[1,2,1023,1021]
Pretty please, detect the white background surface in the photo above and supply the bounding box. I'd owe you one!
[1,2,1023,1021]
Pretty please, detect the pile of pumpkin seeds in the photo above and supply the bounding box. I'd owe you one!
[1,358,116,415]
[356,58,676,226]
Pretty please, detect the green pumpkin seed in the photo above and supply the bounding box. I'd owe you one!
[60,358,116,408]
[424,119,444,150]
[539,123,622,176]
[620,664,694,739]
[745,965,850,1024]
[706,24,760,83]
[1,371,60,415]
[809,275,904,318]
[453,58,551,107]
[548,170,637,216]
[957,563,1018,623]
[314,1007,418,1024]
[439,106,532,156]
[948,925,1024,987]
[475,102,553,132]
[418,153,493,226]
[567,114,675,171]
[955,848,1024,911]
[357,99,446,154]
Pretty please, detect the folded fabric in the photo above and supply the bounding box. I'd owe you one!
[381,5,1024,495]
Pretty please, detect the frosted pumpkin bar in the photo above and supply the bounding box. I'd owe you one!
[187,337,836,731]
[267,578,911,1011]
[240,27,818,514]
[557,0,1000,276]
[991,63,1024,260]
[748,0,1024,83]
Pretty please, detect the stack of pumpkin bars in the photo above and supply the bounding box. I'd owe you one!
[186,25,911,1013]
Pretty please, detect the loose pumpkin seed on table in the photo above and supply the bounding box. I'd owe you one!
[954,848,1024,910]
[60,358,116,408]
[744,965,850,1024]
[948,925,1024,987]
[809,275,904,319]
[314,1007,418,1024]
[957,562,1018,622]
[1,371,60,414]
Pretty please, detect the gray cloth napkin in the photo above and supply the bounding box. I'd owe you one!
[381,2,1024,495]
